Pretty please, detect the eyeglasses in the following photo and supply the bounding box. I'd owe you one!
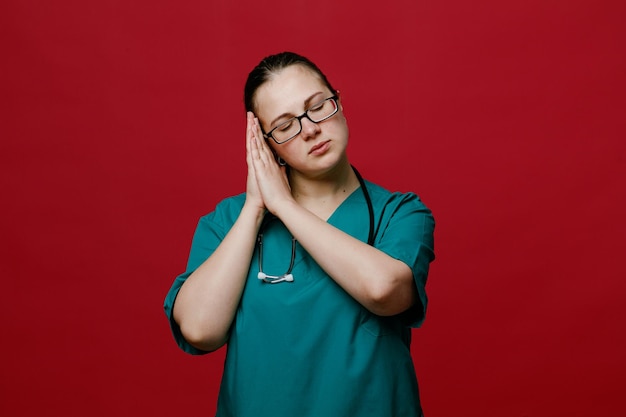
[263,95,339,144]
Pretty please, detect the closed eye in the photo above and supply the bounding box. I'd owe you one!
[276,118,295,132]
[308,102,325,112]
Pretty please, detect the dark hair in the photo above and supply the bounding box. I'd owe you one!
[244,51,337,113]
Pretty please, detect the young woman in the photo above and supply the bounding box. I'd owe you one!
[164,52,435,417]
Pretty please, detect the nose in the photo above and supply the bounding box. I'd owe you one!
[299,117,321,140]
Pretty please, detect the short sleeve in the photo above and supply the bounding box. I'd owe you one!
[163,195,244,355]
[374,192,435,328]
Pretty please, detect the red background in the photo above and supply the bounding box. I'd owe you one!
[2,1,625,416]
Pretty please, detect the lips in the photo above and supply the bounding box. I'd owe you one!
[309,140,330,155]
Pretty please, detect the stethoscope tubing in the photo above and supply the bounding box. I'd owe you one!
[256,166,375,283]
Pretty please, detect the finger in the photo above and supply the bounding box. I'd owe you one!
[254,118,278,166]
[247,114,265,163]
[253,117,271,154]
[246,113,254,157]
[252,118,272,166]
[247,112,259,149]
[245,117,259,183]
[253,116,265,142]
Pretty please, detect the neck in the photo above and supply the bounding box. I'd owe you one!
[288,160,360,218]
[290,160,358,197]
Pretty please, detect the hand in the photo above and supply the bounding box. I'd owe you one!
[246,113,293,215]
[244,112,265,211]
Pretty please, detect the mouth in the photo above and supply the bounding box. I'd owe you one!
[309,140,330,155]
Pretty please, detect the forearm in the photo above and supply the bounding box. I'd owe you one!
[275,201,416,316]
[173,203,265,351]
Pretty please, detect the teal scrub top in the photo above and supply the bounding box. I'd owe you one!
[164,179,435,417]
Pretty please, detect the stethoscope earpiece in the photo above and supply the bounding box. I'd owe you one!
[257,271,294,284]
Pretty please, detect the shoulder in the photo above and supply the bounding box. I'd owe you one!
[197,193,247,230]
[363,180,432,216]
[362,179,435,268]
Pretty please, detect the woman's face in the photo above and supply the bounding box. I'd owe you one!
[254,65,349,176]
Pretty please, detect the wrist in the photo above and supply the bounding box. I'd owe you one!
[240,201,267,227]
[269,198,299,220]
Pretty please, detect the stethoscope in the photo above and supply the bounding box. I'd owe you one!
[257,166,375,284]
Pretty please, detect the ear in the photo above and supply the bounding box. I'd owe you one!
[336,90,343,111]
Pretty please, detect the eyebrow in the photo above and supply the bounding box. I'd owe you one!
[269,92,325,128]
